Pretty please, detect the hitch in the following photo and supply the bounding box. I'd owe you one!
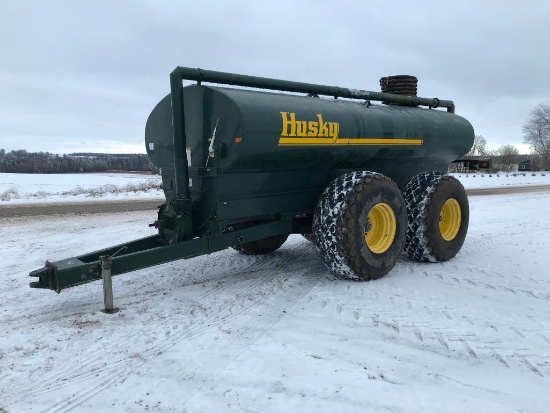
[28,236,161,293]
[29,259,93,294]
[29,261,60,292]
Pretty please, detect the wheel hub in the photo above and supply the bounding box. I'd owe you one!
[364,202,396,254]
[439,198,461,241]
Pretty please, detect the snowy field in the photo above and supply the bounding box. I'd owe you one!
[452,171,550,188]
[1,172,549,205]
[1,185,550,411]
[0,172,163,204]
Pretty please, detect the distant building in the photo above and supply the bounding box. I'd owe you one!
[451,154,541,172]
[450,156,492,172]
[519,160,530,171]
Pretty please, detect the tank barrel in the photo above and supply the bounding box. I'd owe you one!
[170,66,455,113]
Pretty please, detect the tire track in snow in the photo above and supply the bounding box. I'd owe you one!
[4,243,303,334]
[25,262,295,394]
[416,261,550,303]
[6,240,313,406]
[305,277,550,377]
[160,265,323,405]
[39,274,318,413]
[13,238,322,412]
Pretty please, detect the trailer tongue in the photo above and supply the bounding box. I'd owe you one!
[29,221,291,292]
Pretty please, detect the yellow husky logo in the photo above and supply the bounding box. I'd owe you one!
[277,111,424,147]
[279,112,339,143]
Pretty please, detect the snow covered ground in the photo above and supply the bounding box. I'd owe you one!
[1,172,549,205]
[452,171,550,189]
[1,180,550,412]
[0,172,163,204]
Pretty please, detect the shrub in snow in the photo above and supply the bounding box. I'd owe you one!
[489,174,492,177]
[62,186,86,196]
[532,173,536,176]
[1,186,20,201]
[481,174,484,177]
[61,180,161,198]
[87,184,119,197]
[123,181,159,193]
[543,173,546,176]
[29,191,49,199]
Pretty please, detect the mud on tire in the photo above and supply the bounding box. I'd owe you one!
[404,172,469,262]
[312,171,407,280]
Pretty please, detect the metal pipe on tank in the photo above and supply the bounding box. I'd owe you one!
[169,71,191,199]
[171,66,455,113]
[169,70,193,240]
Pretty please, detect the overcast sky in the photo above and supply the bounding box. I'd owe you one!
[1,0,549,154]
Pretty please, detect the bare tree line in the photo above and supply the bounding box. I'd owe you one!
[464,102,550,171]
[0,150,158,174]
[523,102,550,170]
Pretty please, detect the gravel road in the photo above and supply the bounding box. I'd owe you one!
[1,185,550,217]
[0,199,162,217]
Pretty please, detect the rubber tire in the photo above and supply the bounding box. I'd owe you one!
[404,172,469,262]
[232,234,289,255]
[312,171,407,281]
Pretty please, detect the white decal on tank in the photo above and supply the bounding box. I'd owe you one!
[206,119,219,167]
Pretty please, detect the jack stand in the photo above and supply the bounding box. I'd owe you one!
[100,255,119,314]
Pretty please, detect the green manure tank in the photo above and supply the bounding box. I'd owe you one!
[30,67,475,303]
[146,79,473,242]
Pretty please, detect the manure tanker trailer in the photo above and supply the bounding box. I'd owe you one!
[29,67,474,308]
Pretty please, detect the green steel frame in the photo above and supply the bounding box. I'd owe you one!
[29,220,291,292]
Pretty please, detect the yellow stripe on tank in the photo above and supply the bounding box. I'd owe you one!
[278,137,423,146]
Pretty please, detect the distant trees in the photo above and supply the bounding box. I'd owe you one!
[457,138,529,172]
[0,150,159,174]
[529,154,543,171]
[467,135,488,157]
[496,144,519,172]
[523,102,550,170]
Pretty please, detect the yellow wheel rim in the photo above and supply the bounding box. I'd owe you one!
[364,203,396,254]
[439,198,461,241]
